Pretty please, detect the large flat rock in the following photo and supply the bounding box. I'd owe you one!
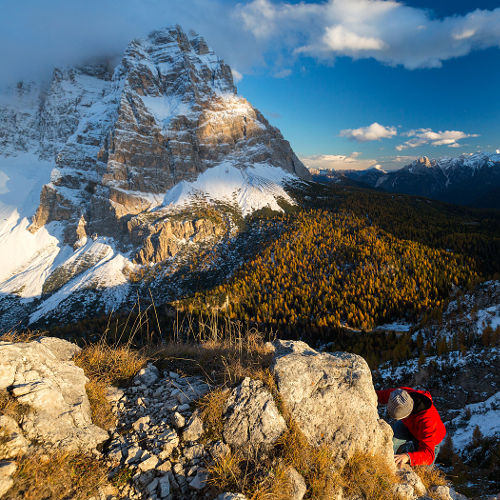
[272,340,393,467]
[0,337,108,451]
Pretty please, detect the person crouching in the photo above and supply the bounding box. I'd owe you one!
[376,387,446,467]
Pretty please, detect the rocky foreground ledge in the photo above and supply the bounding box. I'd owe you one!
[0,337,467,500]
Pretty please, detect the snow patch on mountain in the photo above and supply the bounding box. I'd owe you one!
[0,153,54,220]
[450,392,500,450]
[160,162,296,215]
[140,95,194,127]
[29,238,131,324]
[0,154,59,293]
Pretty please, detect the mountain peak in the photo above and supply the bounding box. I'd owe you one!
[0,24,309,325]
[416,156,432,168]
[369,164,387,173]
[121,25,236,100]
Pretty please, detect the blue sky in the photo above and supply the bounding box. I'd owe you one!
[239,45,500,170]
[2,0,500,170]
[232,0,500,170]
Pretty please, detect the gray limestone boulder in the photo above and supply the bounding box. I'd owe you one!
[182,409,204,442]
[428,485,468,500]
[0,415,30,459]
[0,337,108,451]
[223,377,286,457]
[0,461,17,499]
[272,340,394,467]
[285,466,307,500]
[395,468,427,499]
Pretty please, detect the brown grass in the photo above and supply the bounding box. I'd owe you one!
[414,465,448,498]
[0,330,43,343]
[84,380,116,430]
[0,390,30,422]
[249,462,297,500]
[276,422,340,499]
[207,450,245,493]
[149,331,273,386]
[73,341,146,430]
[110,466,135,489]
[198,387,231,441]
[8,450,110,500]
[73,342,147,386]
[340,452,399,500]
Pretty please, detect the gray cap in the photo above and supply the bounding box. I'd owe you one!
[387,389,414,420]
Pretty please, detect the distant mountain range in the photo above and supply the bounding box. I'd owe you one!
[337,153,500,209]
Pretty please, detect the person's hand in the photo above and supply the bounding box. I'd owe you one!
[394,454,410,468]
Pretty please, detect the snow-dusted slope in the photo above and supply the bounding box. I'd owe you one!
[375,280,500,465]
[0,25,308,327]
[450,391,500,450]
[160,162,296,216]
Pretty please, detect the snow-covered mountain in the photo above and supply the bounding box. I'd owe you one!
[0,25,309,328]
[342,153,500,208]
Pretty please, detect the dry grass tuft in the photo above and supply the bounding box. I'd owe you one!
[198,387,231,441]
[250,462,296,500]
[0,330,43,343]
[74,342,147,386]
[207,450,244,493]
[414,465,448,498]
[0,389,30,422]
[150,332,273,386]
[8,450,109,500]
[110,466,135,489]
[306,445,340,500]
[74,341,146,430]
[276,422,340,499]
[278,421,311,472]
[340,452,399,500]
[84,380,116,430]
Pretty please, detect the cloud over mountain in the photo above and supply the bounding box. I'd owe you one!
[1,0,500,85]
[237,0,500,70]
[396,128,480,150]
[301,152,376,171]
[339,122,397,142]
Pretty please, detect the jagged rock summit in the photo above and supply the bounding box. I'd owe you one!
[0,25,310,327]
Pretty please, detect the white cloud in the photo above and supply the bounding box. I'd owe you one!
[396,128,479,150]
[0,0,266,85]
[322,25,386,52]
[235,0,500,70]
[274,68,292,78]
[2,0,500,87]
[231,68,243,83]
[301,151,376,171]
[301,151,417,171]
[340,122,397,142]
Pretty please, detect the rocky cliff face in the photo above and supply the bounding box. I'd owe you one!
[0,26,309,327]
[26,26,309,245]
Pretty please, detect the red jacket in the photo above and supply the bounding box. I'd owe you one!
[377,387,446,466]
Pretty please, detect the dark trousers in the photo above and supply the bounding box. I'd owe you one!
[391,420,441,465]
